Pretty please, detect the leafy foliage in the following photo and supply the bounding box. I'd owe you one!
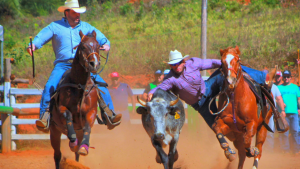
[1,0,300,84]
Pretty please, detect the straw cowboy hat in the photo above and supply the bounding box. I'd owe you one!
[58,0,86,13]
[166,50,189,64]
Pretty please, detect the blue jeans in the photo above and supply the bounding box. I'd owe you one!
[241,65,266,85]
[279,114,300,153]
[191,67,266,128]
[191,69,224,128]
[39,62,114,117]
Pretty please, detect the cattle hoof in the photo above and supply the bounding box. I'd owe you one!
[245,147,260,157]
[69,139,78,152]
[78,144,89,156]
[156,154,162,163]
[225,148,236,162]
[174,150,179,162]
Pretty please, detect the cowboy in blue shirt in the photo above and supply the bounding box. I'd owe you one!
[27,0,121,132]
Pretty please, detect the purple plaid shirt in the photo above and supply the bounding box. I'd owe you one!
[149,57,221,105]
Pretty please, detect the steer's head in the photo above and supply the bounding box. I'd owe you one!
[136,95,179,141]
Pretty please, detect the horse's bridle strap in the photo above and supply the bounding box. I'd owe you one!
[86,52,100,60]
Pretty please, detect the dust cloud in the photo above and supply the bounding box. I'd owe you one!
[59,113,300,169]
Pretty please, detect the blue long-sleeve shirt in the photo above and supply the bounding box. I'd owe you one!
[31,17,110,66]
[149,57,221,105]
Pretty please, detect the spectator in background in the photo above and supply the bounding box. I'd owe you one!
[108,72,136,126]
[163,69,171,80]
[274,71,282,86]
[142,70,164,101]
[164,69,170,76]
[278,70,300,154]
[263,70,285,152]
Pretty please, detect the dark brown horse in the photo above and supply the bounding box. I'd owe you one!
[49,30,101,169]
[212,46,274,169]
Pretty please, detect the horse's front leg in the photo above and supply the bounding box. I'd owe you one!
[78,111,96,156]
[212,118,237,162]
[244,121,260,157]
[62,107,78,152]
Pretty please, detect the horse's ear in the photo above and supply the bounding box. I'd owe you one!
[92,30,97,38]
[79,30,84,38]
[235,46,241,55]
[220,49,224,56]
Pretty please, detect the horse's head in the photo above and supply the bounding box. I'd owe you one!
[75,30,101,74]
[220,46,242,89]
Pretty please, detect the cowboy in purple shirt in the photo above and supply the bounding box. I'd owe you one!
[148,50,276,128]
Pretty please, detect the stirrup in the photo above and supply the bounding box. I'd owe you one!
[102,112,122,130]
[35,111,50,133]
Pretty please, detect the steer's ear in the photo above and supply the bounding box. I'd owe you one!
[169,107,180,116]
[136,106,147,115]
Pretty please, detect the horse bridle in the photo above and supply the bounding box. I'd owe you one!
[226,57,242,89]
[208,55,242,116]
[78,36,108,73]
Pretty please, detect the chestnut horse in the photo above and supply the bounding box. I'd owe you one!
[212,46,273,169]
[49,30,102,169]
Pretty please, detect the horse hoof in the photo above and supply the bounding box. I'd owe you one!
[227,154,236,162]
[225,149,236,162]
[246,147,260,157]
[78,144,89,156]
[69,139,78,152]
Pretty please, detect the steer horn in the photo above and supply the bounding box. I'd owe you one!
[137,96,147,107]
[170,95,179,106]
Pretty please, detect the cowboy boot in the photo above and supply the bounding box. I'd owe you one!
[101,109,122,130]
[97,92,122,130]
[36,111,50,133]
[265,65,277,89]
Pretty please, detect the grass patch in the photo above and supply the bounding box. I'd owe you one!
[1,0,300,86]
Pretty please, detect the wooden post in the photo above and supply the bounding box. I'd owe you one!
[1,58,11,153]
[201,0,207,76]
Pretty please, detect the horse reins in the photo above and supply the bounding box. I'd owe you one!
[209,61,243,132]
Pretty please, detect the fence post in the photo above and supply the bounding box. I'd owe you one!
[1,58,11,153]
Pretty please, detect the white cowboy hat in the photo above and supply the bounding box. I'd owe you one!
[57,0,86,13]
[167,50,189,64]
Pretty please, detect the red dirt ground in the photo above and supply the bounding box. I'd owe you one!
[1,73,300,169]
[1,120,300,169]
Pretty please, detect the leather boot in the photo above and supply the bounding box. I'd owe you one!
[265,65,277,89]
[101,111,122,130]
[36,111,50,133]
